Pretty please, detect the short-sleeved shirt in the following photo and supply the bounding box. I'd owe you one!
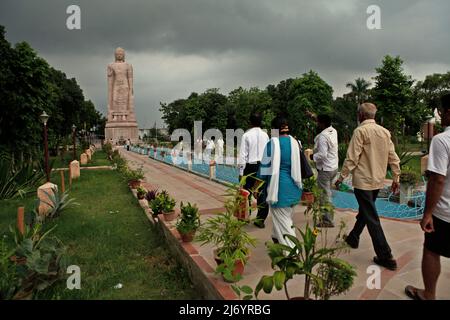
[427,127,450,223]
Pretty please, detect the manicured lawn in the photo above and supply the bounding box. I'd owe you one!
[51,149,111,169]
[0,163,200,299]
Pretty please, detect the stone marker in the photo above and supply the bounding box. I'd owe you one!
[421,155,429,176]
[37,182,58,216]
[85,149,92,161]
[209,160,216,180]
[70,160,80,179]
[80,153,88,165]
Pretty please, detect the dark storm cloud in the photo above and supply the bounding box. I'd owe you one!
[1,0,450,127]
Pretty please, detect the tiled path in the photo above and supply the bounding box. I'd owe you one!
[121,149,450,300]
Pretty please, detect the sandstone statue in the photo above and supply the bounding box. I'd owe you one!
[105,47,138,143]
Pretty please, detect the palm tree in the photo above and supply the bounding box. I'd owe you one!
[346,78,372,105]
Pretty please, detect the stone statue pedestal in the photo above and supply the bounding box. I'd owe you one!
[105,120,138,144]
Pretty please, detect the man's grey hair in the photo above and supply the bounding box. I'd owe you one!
[358,103,377,119]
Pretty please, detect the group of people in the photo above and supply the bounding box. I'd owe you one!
[238,94,450,300]
[194,137,225,162]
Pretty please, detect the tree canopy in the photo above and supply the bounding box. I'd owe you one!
[0,25,105,159]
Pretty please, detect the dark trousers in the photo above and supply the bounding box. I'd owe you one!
[347,189,393,260]
[243,163,269,222]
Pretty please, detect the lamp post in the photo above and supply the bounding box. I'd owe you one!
[40,111,50,182]
[72,124,77,160]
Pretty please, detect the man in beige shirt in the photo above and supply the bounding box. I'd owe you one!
[335,103,401,270]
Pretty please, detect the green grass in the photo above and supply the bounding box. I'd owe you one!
[0,161,200,300]
[51,149,111,169]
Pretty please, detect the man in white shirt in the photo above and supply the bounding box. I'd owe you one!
[405,93,450,300]
[312,114,339,227]
[238,112,270,228]
[204,138,215,162]
[215,137,224,164]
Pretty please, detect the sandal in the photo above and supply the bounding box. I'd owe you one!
[405,285,426,300]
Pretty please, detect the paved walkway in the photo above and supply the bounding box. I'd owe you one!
[120,149,450,300]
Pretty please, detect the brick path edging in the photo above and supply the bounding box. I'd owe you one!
[131,188,237,300]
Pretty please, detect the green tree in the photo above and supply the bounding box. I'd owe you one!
[287,71,333,144]
[345,78,371,105]
[371,55,414,141]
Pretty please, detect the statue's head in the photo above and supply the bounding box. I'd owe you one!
[115,47,125,62]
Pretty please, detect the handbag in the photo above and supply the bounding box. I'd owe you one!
[297,141,313,180]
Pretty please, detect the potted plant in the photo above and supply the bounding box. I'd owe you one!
[399,168,419,205]
[197,182,257,283]
[145,189,159,203]
[156,190,177,221]
[126,167,144,189]
[137,186,147,200]
[234,188,356,300]
[301,176,317,205]
[176,202,201,242]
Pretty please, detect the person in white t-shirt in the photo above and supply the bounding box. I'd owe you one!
[312,114,339,228]
[405,93,450,300]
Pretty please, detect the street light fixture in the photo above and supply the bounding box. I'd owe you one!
[72,124,77,161]
[40,111,50,182]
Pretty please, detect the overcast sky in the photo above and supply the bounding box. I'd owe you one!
[1,0,449,128]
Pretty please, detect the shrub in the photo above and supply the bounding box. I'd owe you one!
[0,152,46,200]
[176,202,200,234]
[40,187,80,221]
[302,176,317,192]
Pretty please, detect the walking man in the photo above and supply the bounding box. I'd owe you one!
[312,114,339,227]
[238,112,269,228]
[405,93,450,299]
[335,103,401,270]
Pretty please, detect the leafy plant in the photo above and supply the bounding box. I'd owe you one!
[40,187,80,220]
[150,190,176,215]
[137,186,147,198]
[302,176,317,193]
[6,221,68,300]
[0,238,19,300]
[197,181,258,282]
[102,142,113,156]
[176,202,201,234]
[400,167,419,186]
[125,167,145,181]
[0,152,46,200]
[145,189,159,202]
[250,188,355,300]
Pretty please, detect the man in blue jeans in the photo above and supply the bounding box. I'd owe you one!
[335,103,401,271]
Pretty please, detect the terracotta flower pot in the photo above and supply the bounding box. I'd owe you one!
[301,192,314,205]
[180,230,196,242]
[213,249,246,281]
[163,211,177,222]
[129,179,141,189]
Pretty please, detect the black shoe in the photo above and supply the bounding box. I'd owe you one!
[344,235,359,249]
[253,220,265,229]
[271,237,279,244]
[317,221,335,228]
[373,256,397,271]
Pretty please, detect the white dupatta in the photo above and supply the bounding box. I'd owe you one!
[266,136,302,205]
